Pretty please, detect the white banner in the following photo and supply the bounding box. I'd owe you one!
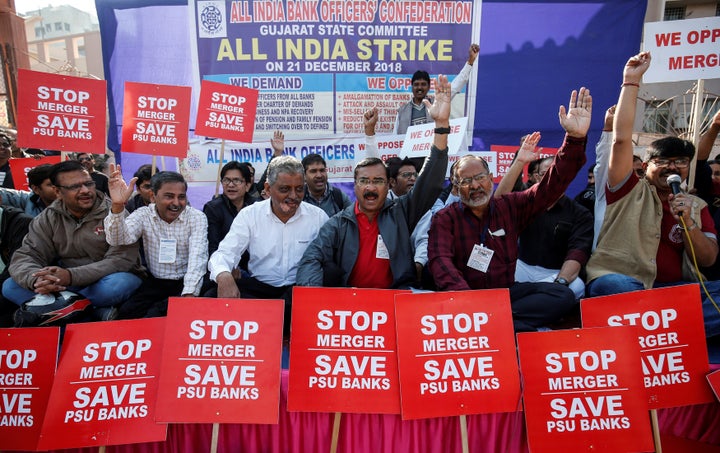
[643,17,720,83]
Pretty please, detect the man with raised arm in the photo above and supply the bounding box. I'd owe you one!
[296,75,451,289]
[586,52,720,338]
[105,168,208,318]
[428,87,592,332]
[394,44,479,135]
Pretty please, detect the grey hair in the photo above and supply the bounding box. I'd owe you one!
[267,155,304,185]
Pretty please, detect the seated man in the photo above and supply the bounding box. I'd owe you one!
[394,44,479,135]
[0,164,57,216]
[301,153,351,217]
[586,52,720,339]
[296,75,452,290]
[428,86,592,332]
[2,161,144,321]
[126,164,156,213]
[0,205,32,326]
[105,169,208,319]
[496,151,593,299]
[0,133,15,188]
[208,156,329,333]
[387,157,419,201]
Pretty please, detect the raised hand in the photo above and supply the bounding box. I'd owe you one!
[108,163,136,207]
[364,107,379,136]
[559,87,592,138]
[270,130,285,156]
[623,51,651,84]
[425,74,451,126]
[604,105,616,131]
[517,132,541,163]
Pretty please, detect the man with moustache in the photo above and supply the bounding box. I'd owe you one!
[296,75,452,289]
[3,161,144,321]
[428,86,592,332]
[105,168,208,318]
[301,153,351,217]
[586,52,720,338]
[208,155,328,333]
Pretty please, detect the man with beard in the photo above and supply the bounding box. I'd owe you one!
[393,44,479,135]
[105,168,208,318]
[300,153,351,217]
[586,52,720,338]
[208,156,328,334]
[3,161,144,321]
[296,75,452,289]
[427,86,592,332]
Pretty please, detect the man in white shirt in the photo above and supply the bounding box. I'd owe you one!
[105,168,208,318]
[208,155,328,333]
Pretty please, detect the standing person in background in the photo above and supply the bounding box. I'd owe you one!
[76,153,109,195]
[394,44,479,135]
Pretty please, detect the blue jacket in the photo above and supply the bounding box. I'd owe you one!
[296,145,448,288]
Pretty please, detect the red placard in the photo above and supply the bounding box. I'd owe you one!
[121,82,192,158]
[581,285,714,408]
[288,287,406,414]
[155,297,283,424]
[394,290,521,419]
[37,319,167,450]
[16,69,106,153]
[489,144,557,184]
[194,80,258,142]
[518,327,653,453]
[8,156,62,191]
[0,327,59,451]
[708,369,720,401]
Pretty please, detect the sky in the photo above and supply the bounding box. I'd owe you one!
[17,0,98,16]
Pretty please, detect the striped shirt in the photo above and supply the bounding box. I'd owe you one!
[104,205,208,295]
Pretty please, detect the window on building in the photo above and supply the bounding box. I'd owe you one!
[54,22,62,31]
[45,24,51,32]
[664,5,685,21]
[34,27,44,38]
[64,23,70,31]
[643,100,672,134]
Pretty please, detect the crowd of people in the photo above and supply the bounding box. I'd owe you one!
[0,51,719,348]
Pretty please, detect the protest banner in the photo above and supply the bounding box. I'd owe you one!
[400,117,468,156]
[155,297,283,424]
[121,81,192,157]
[8,155,62,191]
[582,285,714,408]
[489,144,557,184]
[288,287,407,414]
[643,16,720,83]
[16,69,107,153]
[37,319,167,450]
[0,327,59,451]
[518,327,653,453]
[394,290,521,420]
[195,80,259,143]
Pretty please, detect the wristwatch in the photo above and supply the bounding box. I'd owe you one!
[554,277,570,286]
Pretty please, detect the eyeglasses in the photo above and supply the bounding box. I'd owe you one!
[0,141,10,148]
[221,177,246,186]
[532,171,548,178]
[139,183,152,190]
[356,177,388,187]
[456,173,490,187]
[399,171,418,179]
[77,157,93,162]
[56,180,96,191]
[649,157,690,169]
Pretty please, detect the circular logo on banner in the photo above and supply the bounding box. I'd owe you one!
[200,5,222,32]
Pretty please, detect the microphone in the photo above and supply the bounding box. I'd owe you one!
[667,174,682,196]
